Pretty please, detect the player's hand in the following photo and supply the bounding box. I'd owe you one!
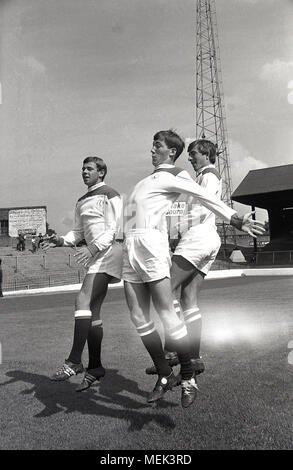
[74,246,92,267]
[41,235,62,250]
[240,212,266,238]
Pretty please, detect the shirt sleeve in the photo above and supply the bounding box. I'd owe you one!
[88,195,122,254]
[162,170,236,223]
[61,204,84,247]
[197,172,221,222]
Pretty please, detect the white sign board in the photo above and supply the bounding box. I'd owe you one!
[8,208,47,237]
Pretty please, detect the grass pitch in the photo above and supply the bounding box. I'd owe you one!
[0,276,292,450]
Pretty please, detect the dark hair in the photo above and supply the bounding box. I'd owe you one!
[83,156,107,180]
[188,139,217,164]
[153,129,185,162]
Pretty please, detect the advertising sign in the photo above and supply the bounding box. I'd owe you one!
[8,208,47,237]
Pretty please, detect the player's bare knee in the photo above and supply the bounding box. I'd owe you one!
[75,290,90,310]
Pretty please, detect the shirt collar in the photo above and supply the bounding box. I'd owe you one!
[87,181,105,192]
[156,163,175,169]
[197,164,215,176]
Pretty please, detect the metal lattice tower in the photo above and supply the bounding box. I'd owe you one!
[196,0,233,205]
[196,0,236,244]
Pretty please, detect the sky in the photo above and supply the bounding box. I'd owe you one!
[0,0,293,233]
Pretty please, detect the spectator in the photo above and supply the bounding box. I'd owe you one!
[38,233,44,249]
[0,259,3,297]
[16,236,21,251]
[31,237,37,253]
[18,233,26,251]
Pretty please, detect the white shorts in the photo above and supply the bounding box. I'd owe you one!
[87,241,123,283]
[174,225,221,275]
[122,229,171,283]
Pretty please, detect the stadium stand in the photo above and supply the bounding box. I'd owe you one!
[0,247,86,291]
[1,241,292,292]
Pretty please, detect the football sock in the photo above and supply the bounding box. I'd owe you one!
[68,310,92,364]
[87,319,103,370]
[164,334,176,354]
[168,323,193,380]
[183,308,202,359]
[137,321,172,377]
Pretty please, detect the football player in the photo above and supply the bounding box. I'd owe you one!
[123,130,265,408]
[42,156,122,391]
[146,139,235,384]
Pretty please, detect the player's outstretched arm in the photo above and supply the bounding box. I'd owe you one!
[41,235,64,251]
[230,212,266,237]
[163,172,266,233]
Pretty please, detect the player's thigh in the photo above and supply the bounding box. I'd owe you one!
[149,277,175,313]
[170,255,198,292]
[181,270,205,311]
[76,273,110,310]
[124,281,151,326]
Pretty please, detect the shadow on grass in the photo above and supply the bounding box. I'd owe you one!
[0,369,178,431]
